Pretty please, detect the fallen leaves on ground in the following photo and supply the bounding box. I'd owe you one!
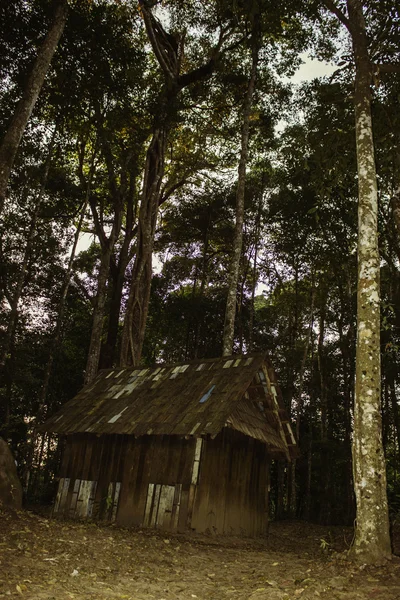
[0,509,399,600]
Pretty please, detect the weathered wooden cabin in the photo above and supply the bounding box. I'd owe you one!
[42,354,296,536]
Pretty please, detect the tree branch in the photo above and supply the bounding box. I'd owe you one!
[376,62,400,74]
[139,0,177,82]
[323,0,351,31]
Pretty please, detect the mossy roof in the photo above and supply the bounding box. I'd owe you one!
[41,353,296,459]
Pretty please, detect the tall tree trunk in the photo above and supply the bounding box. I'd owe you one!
[0,0,68,213]
[346,0,391,563]
[118,2,229,365]
[222,42,258,356]
[119,127,166,366]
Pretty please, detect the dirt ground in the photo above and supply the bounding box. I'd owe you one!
[1,509,400,600]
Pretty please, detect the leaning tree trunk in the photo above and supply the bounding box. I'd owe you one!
[222,43,258,356]
[346,0,391,564]
[0,0,68,214]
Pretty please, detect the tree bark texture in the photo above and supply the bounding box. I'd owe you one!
[0,0,68,214]
[346,0,391,564]
[222,43,258,356]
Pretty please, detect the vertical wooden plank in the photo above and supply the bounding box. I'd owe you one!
[112,482,121,522]
[191,438,203,484]
[54,477,70,513]
[87,480,98,518]
[143,484,155,526]
[92,436,107,519]
[150,484,161,527]
[69,479,81,516]
[171,484,182,531]
[130,437,149,525]
[156,485,168,528]
[76,480,94,518]
[118,436,141,527]
[99,436,118,519]
[64,436,82,513]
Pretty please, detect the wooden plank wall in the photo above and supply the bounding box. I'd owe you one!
[56,433,196,531]
[191,429,270,537]
[55,430,270,537]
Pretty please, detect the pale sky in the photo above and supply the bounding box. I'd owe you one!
[290,54,337,83]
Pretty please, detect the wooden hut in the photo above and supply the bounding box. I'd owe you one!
[41,354,296,536]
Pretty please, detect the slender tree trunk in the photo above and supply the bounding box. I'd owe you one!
[289,277,315,518]
[0,0,68,213]
[248,193,262,352]
[36,201,87,419]
[276,461,285,520]
[339,296,356,524]
[222,43,258,356]
[193,224,210,359]
[85,243,114,384]
[391,150,400,245]
[304,439,313,521]
[0,133,55,372]
[389,376,400,463]
[100,246,131,369]
[317,298,332,524]
[346,0,391,563]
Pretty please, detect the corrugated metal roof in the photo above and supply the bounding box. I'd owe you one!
[41,354,295,458]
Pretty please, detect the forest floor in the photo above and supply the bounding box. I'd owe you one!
[1,508,400,600]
